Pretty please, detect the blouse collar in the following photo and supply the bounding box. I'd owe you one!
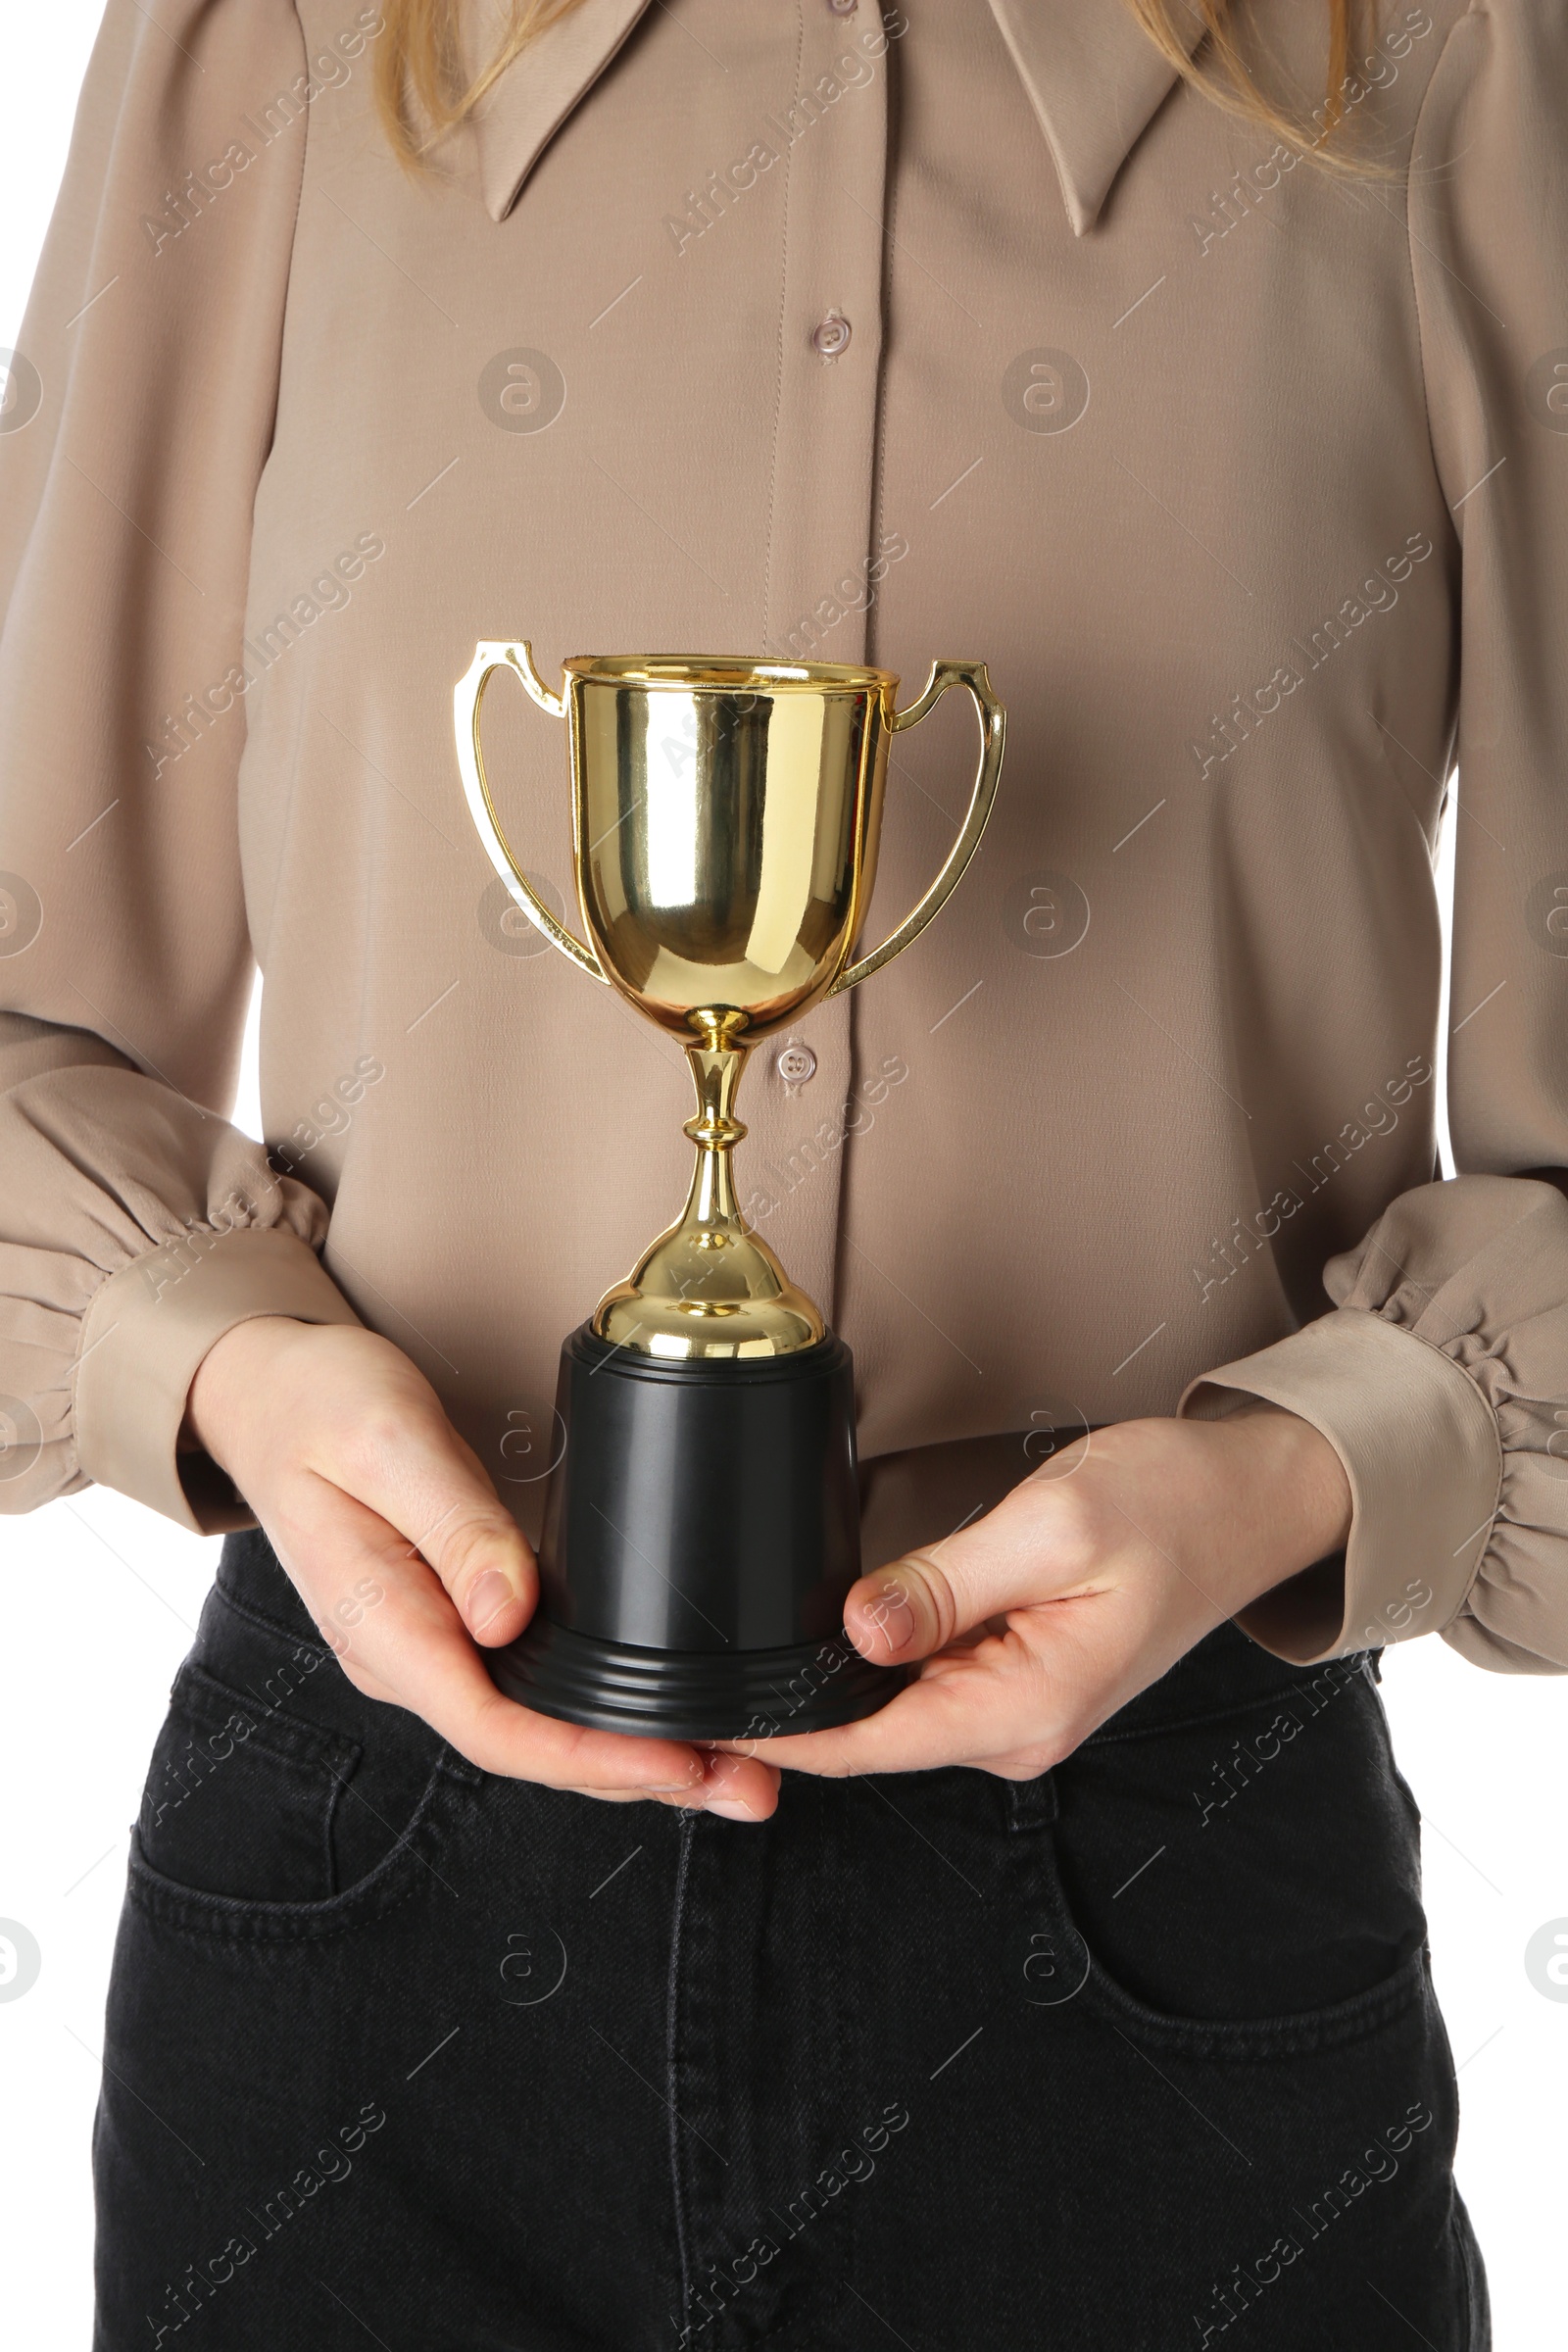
[466,0,1205,238]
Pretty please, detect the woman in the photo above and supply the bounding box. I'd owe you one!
[1,0,1558,2338]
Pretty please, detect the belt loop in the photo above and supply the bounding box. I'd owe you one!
[1004,1770,1058,1832]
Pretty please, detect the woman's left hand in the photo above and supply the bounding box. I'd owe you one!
[751,1405,1352,1782]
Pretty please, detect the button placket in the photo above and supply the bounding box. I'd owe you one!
[761,3,889,657]
[738,0,890,1334]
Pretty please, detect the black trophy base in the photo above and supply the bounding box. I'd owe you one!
[490,1618,904,1741]
[489,1324,906,1740]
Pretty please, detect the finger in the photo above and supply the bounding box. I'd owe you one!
[562,1756,783,1817]
[267,1477,779,1812]
[306,1387,536,1648]
[696,1749,782,1822]
[760,1610,1105,1779]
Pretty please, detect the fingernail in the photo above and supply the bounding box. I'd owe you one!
[706,1796,760,1823]
[863,1582,915,1653]
[641,1763,707,1795]
[466,1568,516,1634]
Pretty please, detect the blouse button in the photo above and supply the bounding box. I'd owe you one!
[776,1042,817,1087]
[810,313,852,360]
[828,0,858,14]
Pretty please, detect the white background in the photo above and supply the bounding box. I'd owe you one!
[1,6,1564,2342]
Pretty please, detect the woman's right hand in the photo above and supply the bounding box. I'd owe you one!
[184,1315,779,1820]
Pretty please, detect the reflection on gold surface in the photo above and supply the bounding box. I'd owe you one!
[455,648,1004,1357]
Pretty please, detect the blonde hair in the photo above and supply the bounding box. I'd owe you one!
[375,0,585,163]
[375,0,1369,171]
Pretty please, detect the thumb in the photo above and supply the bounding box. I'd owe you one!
[319,1401,537,1649]
[845,1504,1044,1664]
[415,1467,538,1648]
[386,1430,538,1649]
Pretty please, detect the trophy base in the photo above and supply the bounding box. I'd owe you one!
[487,1324,906,1740]
[490,1619,905,1741]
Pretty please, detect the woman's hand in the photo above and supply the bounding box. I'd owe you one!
[185,1316,779,1820]
[753,1406,1352,1782]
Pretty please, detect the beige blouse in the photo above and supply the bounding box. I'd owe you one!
[2,0,1566,1678]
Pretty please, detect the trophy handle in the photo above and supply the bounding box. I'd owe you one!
[826,660,1005,996]
[453,640,610,985]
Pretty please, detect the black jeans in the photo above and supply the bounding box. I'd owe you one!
[95,1531,1488,2350]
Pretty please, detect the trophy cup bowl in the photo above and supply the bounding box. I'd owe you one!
[454,647,1005,1739]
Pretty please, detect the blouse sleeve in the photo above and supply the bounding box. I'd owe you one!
[1180,0,1568,1675]
[0,0,360,1536]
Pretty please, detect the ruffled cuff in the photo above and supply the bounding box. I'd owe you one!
[1179,1309,1500,1665]
[1180,1176,1568,1675]
[74,1223,361,1534]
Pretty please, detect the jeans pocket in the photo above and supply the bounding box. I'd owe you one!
[1011,1659,1432,2058]
[128,1586,476,1940]
[135,1661,362,1905]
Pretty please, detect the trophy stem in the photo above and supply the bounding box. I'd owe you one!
[680,1036,750,1238]
[589,1006,824,1355]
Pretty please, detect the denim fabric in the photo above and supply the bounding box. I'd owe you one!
[94,1531,1490,2350]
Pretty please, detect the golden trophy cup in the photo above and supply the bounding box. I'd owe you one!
[454,648,1005,1738]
